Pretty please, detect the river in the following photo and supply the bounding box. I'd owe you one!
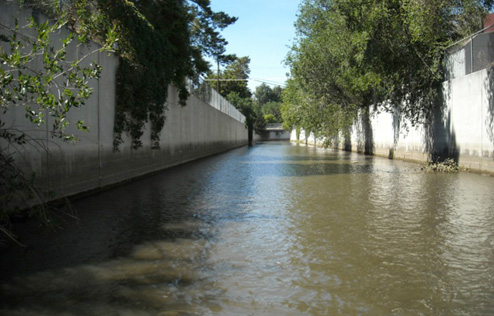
[1,142,494,315]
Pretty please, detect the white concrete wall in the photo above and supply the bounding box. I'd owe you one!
[1,2,248,199]
[292,68,494,173]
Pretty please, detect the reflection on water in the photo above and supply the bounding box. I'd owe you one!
[1,142,494,315]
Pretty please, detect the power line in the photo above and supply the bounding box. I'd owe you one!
[250,78,286,87]
[201,77,285,87]
[202,79,249,81]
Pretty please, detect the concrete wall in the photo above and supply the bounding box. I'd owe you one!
[1,2,248,200]
[292,67,494,174]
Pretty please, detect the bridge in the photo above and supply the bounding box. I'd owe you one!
[255,123,291,141]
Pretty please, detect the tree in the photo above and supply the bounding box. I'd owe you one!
[263,114,277,124]
[283,0,494,146]
[255,83,282,106]
[261,101,282,122]
[254,83,283,122]
[218,56,252,99]
[188,0,237,92]
[254,83,275,107]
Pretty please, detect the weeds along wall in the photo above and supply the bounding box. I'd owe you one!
[1,4,248,200]
[292,66,494,174]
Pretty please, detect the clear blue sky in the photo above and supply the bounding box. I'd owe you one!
[209,0,300,92]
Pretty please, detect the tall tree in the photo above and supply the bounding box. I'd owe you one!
[282,0,494,145]
[254,83,282,106]
[254,83,273,107]
[254,83,283,123]
[219,56,252,99]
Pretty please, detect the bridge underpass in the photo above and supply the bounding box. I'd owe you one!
[255,123,291,141]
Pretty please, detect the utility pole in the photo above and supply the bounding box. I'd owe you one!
[217,59,220,93]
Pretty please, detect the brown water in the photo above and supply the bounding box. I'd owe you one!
[1,142,494,315]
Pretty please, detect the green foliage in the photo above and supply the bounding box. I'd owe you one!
[282,0,493,147]
[263,114,277,124]
[0,15,104,142]
[281,77,357,143]
[210,56,252,99]
[0,7,108,243]
[253,113,266,132]
[88,0,237,150]
[103,1,184,150]
[254,83,282,107]
[226,90,257,143]
[226,91,255,127]
[254,83,283,123]
[261,101,282,122]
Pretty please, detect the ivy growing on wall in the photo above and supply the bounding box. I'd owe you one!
[23,0,236,150]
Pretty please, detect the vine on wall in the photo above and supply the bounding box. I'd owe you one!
[23,0,236,150]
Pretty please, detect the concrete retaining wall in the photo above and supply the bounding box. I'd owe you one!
[1,2,248,199]
[292,67,494,174]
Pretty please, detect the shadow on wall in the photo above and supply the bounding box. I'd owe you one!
[359,105,374,155]
[343,126,352,152]
[391,107,401,158]
[425,83,459,163]
[486,66,494,146]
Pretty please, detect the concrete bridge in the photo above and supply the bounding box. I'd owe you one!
[254,123,291,141]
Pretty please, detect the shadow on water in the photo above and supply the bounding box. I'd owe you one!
[0,155,235,314]
[0,142,312,315]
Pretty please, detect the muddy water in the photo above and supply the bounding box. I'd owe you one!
[1,142,494,315]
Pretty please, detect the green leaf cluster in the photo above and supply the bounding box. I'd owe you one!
[0,14,103,143]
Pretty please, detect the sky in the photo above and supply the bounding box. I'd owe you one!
[208,0,301,92]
